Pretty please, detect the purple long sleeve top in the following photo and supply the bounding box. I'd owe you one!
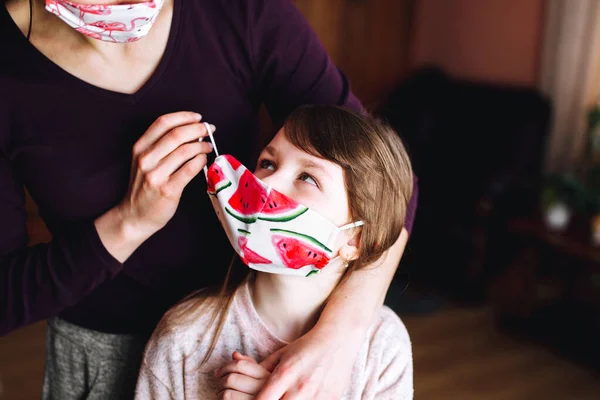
[0,0,417,336]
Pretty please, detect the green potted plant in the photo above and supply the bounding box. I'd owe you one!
[584,165,600,244]
[541,173,586,231]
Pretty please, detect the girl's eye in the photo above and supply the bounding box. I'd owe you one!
[258,159,275,171]
[299,173,318,187]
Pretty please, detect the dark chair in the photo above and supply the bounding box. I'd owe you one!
[378,66,552,302]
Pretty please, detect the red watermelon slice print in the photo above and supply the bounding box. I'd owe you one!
[222,154,242,170]
[258,189,308,222]
[206,163,231,195]
[226,170,269,223]
[237,229,272,265]
[270,229,331,271]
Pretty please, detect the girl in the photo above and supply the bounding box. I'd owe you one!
[135,105,414,399]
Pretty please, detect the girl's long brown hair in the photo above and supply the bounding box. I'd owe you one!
[154,105,413,366]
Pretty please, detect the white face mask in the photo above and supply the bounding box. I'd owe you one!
[202,123,363,277]
[45,0,164,43]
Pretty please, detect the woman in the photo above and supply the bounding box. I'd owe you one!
[0,0,417,399]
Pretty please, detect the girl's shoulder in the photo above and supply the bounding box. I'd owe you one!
[137,293,244,398]
[144,294,224,364]
[367,306,412,353]
[356,306,414,399]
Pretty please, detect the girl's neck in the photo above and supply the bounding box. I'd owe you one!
[250,269,341,342]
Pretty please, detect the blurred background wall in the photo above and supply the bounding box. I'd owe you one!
[411,0,543,86]
[4,1,600,399]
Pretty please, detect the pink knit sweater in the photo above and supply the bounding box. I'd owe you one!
[135,283,413,399]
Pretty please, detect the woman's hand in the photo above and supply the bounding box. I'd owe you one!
[215,352,271,400]
[256,323,363,400]
[95,111,214,262]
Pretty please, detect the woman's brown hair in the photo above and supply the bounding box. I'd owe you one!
[154,105,413,365]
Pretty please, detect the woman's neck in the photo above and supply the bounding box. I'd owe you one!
[5,0,174,94]
[250,269,342,343]
[7,0,173,56]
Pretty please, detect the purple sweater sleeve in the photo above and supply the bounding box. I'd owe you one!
[248,0,417,233]
[0,107,123,336]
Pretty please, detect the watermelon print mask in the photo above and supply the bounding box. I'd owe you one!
[202,123,363,277]
[45,0,164,43]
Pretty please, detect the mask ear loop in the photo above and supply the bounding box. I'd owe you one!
[340,221,364,230]
[202,122,219,179]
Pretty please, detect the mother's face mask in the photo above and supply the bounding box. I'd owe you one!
[45,0,164,43]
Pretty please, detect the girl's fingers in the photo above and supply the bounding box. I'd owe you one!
[232,351,258,363]
[219,373,267,395]
[133,112,203,156]
[217,390,254,400]
[215,359,270,380]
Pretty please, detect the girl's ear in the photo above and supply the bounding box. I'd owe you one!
[340,230,361,262]
[348,231,359,247]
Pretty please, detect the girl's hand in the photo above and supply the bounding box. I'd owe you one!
[95,111,214,262]
[256,324,362,400]
[215,352,271,400]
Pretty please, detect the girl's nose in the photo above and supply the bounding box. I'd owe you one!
[260,172,291,198]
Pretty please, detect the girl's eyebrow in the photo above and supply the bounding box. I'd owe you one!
[265,144,331,179]
[300,158,331,179]
[264,145,278,156]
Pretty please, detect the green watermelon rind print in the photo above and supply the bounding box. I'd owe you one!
[209,180,232,196]
[225,207,258,224]
[269,228,332,253]
[257,206,309,222]
[237,229,251,236]
[305,270,319,277]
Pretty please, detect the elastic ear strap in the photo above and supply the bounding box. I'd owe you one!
[340,221,364,230]
[203,122,219,157]
[202,122,218,180]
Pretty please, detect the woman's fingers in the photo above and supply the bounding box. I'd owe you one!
[138,122,215,172]
[152,141,212,181]
[133,111,203,156]
[255,368,291,400]
[162,153,208,198]
[215,359,270,380]
[110,112,216,253]
[259,348,283,373]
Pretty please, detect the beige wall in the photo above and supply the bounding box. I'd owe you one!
[411,0,545,86]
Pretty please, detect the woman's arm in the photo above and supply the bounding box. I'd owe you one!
[321,228,409,330]
[256,229,409,400]
[0,112,211,336]
[0,110,124,336]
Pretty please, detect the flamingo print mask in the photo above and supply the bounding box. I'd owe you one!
[45,0,164,43]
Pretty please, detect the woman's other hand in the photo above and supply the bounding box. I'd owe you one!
[215,351,271,400]
[256,323,363,400]
[95,112,214,262]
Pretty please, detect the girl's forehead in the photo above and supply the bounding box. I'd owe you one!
[266,132,340,172]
